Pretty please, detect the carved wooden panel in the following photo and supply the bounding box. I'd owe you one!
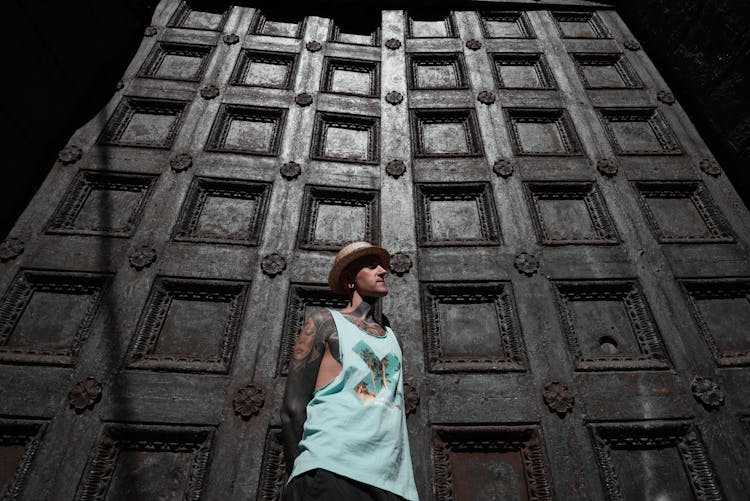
[432,425,552,500]
[597,108,681,155]
[552,11,610,39]
[249,11,304,38]
[407,13,456,38]
[553,280,671,371]
[0,270,109,366]
[408,54,468,90]
[46,170,157,237]
[479,11,534,39]
[421,282,526,372]
[590,421,722,500]
[571,53,642,89]
[230,50,298,89]
[0,419,47,499]
[205,105,286,155]
[505,108,582,156]
[321,58,380,97]
[411,109,483,157]
[76,423,215,501]
[256,427,285,501]
[138,42,213,82]
[328,22,380,46]
[167,1,228,31]
[127,277,248,373]
[310,112,380,164]
[492,53,556,89]
[98,97,187,149]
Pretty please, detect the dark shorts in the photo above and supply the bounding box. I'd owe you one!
[284,469,407,501]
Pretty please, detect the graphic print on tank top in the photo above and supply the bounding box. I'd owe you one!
[352,339,403,409]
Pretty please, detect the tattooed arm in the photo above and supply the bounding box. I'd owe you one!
[280,309,339,474]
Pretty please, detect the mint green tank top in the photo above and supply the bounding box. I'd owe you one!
[289,309,419,501]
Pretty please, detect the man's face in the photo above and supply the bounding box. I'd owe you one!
[347,256,388,298]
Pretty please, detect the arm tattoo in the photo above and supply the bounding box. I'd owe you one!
[280,309,338,473]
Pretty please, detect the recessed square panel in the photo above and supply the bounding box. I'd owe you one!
[98,97,187,149]
[432,426,552,500]
[421,283,526,372]
[138,42,213,82]
[230,50,297,89]
[173,177,271,245]
[408,54,468,90]
[321,58,379,96]
[524,182,618,245]
[168,1,228,31]
[492,53,555,89]
[206,104,286,155]
[257,428,286,500]
[416,183,501,246]
[250,12,304,38]
[572,53,642,89]
[633,181,733,243]
[0,270,109,366]
[329,22,380,46]
[127,277,248,373]
[590,422,722,500]
[408,14,456,38]
[598,108,681,155]
[681,279,750,367]
[411,109,483,157]
[505,108,582,156]
[553,280,670,371]
[552,11,610,39]
[0,420,47,498]
[77,424,215,500]
[297,186,379,251]
[480,11,534,38]
[47,170,157,237]
[311,112,379,164]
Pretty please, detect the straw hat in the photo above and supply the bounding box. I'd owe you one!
[328,241,390,294]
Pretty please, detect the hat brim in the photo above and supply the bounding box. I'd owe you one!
[328,246,390,294]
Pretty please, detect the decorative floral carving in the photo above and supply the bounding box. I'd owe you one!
[58,145,82,165]
[493,159,514,178]
[385,91,403,105]
[116,80,124,91]
[623,39,640,51]
[691,376,724,409]
[543,381,574,416]
[280,161,301,180]
[69,377,102,412]
[465,39,482,50]
[597,158,618,176]
[223,33,240,45]
[306,40,322,52]
[390,252,412,276]
[477,91,495,105]
[169,153,193,172]
[385,160,407,178]
[200,84,220,100]
[144,26,157,37]
[514,252,539,276]
[295,93,313,107]
[0,238,24,262]
[403,383,419,415]
[261,253,287,277]
[699,158,721,177]
[129,245,157,270]
[233,384,265,419]
[657,90,675,105]
[385,38,401,50]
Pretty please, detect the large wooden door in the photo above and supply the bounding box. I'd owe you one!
[2,1,749,499]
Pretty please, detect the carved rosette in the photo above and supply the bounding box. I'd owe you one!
[477,91,496,105]
[0,238,24,262]
[306,40,322,52]
[200,85,220,100]
[389,252,412,276]
[465,39,482,50]
[280,161,302,180]
[116,80,124,91]
[623,40,641,51]
[493,159,514,178]
[233,384,265,419]
[699,158,721,176]
[543,381,574,416]
[597,158,618,176]
[295,93,313,107]
[144,26,157,37]
[691,376,724,409]
[223,33,240,45]
[403,383,419,416]
[69,377,102,412]
[170,153,193,172]
[657,90,675,105]
[58,145,83,165]
[385,38,402,50]
[514,252,539,276]
[385,160,407,178]
[261,253,287,277]
[129,245,157,270]
[385,91,404,105]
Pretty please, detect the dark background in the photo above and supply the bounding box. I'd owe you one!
[3,0,748,239]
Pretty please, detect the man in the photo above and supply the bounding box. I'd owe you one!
[281,241,419,501]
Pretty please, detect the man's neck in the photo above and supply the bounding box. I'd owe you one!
[344,292,378,323]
